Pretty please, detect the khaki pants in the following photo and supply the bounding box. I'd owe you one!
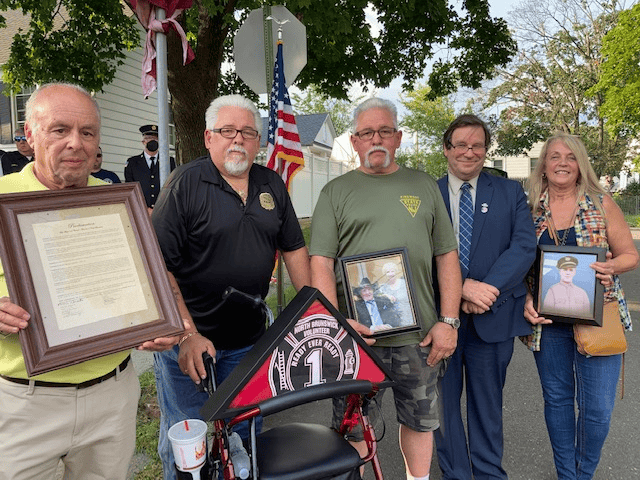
[0,362,140,480]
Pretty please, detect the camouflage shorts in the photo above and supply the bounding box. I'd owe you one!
[332,344,446,440]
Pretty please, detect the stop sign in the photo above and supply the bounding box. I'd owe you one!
[234,5,307,94]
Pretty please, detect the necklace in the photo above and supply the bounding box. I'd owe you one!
[232,187,247,204]
[558,226,571,246]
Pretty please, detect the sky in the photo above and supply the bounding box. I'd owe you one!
[256,0,519,155]
[258,0,517,115]
[376,0,516,118]
[334,0,518,154]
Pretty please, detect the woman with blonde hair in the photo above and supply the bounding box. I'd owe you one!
[523,132,638,479]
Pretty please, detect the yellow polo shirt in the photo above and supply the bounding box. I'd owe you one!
[0,163,130,382]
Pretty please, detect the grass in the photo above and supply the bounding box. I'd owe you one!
[132,219,312,478]
[133,371,163,480]
[624,215,640,228]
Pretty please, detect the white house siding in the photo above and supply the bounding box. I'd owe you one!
[489,142,545,180]
[290,156,313,217]
[95,27,164,180]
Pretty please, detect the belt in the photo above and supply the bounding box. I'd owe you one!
[0,355,131,389]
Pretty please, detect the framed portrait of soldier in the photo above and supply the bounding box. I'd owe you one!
[0,183,184,375]
[339,248,421,338]
[534,244,606,326]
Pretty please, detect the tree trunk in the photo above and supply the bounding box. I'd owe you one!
[166,1,237,164]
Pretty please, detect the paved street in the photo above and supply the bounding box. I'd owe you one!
[129,238,640,480]
[259,238,640,480]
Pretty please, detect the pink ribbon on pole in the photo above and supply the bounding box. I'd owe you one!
[126,0,195,98]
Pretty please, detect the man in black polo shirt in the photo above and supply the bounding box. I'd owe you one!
[151,94,310,480]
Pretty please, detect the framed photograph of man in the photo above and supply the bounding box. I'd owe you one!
[534,244,606,326]
[339,248,421,338]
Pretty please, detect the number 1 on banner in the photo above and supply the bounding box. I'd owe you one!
[304,348,326,387]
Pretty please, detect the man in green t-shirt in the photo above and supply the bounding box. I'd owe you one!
[310,97,462,480]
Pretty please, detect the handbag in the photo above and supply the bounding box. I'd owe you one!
[573,301,627,356]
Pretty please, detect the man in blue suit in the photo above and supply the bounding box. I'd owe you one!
[434,115,536,479]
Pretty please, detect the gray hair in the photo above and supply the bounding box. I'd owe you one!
[205,94,262,136]
[351,97,398,133]
[26,83,100,134]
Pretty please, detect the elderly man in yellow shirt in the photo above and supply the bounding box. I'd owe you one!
[0,82,188,480]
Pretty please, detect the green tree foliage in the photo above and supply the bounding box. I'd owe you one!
[484,0,633,177]
[0,1,139,93]
[1,0,516,163]
[619,180,640,198]
[395,84,454,176]
[589,3,640,136]
[395,150,449,178]
[291,85,363,136]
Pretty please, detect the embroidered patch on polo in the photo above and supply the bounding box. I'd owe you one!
[400,195,421,218]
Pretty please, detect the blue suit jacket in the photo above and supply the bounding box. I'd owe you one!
[437,171,536,343]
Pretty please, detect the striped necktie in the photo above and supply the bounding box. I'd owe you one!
[459,182,474,274]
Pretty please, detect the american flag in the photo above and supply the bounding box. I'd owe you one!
[266,41,304,191]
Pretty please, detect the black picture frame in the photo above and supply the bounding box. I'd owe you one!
[339,248,421,338]
[534,244,606,326]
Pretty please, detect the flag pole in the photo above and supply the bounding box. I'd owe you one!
[269,17,285,316]
[155,6,170,187]
[266,16,304,317]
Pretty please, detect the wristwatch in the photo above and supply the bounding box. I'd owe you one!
[438,316,460,329]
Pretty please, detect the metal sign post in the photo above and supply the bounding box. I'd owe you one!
[234,6,307,314]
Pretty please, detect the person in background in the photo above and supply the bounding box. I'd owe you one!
[0,127,33,176]
[92,147,121,184]
[124,124,175,210]
[523,132,639,480]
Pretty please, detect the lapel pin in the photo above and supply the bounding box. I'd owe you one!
[481,203,489,214]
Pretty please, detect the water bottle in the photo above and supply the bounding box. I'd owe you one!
[227,432,251,479]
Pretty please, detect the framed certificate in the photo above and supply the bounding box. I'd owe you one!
[0,183,184,375]
[339,248,421,338]
[534,244,606,326]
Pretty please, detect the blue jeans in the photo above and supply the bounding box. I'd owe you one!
[154,344,261,480]
[533,322,621,480]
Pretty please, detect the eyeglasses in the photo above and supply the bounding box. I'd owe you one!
[451,143,486,154]
[97,154,103,158]
[212,128,259,140]
[14,136,27,142]
[353,127,397,141]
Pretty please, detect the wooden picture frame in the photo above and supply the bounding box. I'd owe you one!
[339,248,421,339]
[534,244,606,326]
[0,183,184,375]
